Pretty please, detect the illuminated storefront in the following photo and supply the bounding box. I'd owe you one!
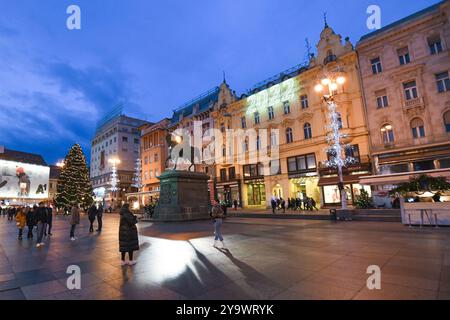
[242,163,266,207]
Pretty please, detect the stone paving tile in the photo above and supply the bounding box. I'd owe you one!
[287,280,359,300]
[1,215,449,300]
[20,280,68,300]
[0,288,26,300]
[353,283,438,300]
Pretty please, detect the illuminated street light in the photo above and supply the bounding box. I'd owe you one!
[315,72,353,210]
[56,160,65,168]
[314,84,324,93]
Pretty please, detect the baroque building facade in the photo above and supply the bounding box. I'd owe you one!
[213,25,371,209]
[357,0,450,200]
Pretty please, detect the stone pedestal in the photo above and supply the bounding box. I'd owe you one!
[151,170,210,221]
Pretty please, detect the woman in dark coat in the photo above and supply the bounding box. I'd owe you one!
[119,203,139,266]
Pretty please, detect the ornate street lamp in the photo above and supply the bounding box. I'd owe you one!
[315,72,355,209]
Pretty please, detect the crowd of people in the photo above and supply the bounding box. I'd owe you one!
[1,199,228,267]
[270,195,318,213]
[1,203,53,243]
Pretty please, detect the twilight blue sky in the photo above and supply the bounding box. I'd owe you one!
[0,0,440,164]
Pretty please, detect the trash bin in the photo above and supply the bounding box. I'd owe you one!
[330,209,337,220]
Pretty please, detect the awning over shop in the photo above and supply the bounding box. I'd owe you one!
[359,168,450,186]
[318,174,367,186]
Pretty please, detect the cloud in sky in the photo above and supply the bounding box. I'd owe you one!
[0,0,440,164]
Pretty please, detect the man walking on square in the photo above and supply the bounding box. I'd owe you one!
[45,204,53,236]
[88,204,97,233]
[96,204,103,232]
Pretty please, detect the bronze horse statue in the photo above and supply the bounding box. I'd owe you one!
[165,133,201,171]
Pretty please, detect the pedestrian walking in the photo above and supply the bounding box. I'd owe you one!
[96,204,103,232]
[70,204,80,241]
[35,202,47,247]
[88,204,97,233]
[26,206,35,239]
[271,196,277,214]
[211,200,226,249]
[281,198,286,213]
[45,204,53,236]
[119,203,139,266]
[15,207,26,240]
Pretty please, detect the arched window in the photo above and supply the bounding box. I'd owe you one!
[286,128,293,144]
[445,111,450,132]
[304,123,312,139]
[411,118,425,138]
[381,124,394,143]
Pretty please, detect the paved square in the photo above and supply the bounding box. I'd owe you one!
[0,213,449,300]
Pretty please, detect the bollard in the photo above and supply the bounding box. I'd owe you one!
[408,214,412,228]
[434,213,439,228]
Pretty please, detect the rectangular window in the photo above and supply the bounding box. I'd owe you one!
[228,167,236,180]
[283,101,291,114]
[375,89,388,108]
[268,106,274,120]
[122,136,128,142]
[306,154,317,169]
[371,57,382,74]
[241,116,247,129]
[220,169,227,181]
[345,145,361,163]
[144,156,148,165]
[287,154,316,173]
[270,160,281,175]
[154,153,158,162]
[398,47,410,65]
[428,36,443,55]
[403,81,418,100]
[436,72,450,93]
[254,112,260,125]
[413,160,434,172]
[301,95,309,109]
[134,138,139,144]
[412,126,425,139]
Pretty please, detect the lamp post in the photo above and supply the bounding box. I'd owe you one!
[108,158,121,209]
[315,74,351,209]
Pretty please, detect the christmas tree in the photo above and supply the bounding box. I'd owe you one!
[55,144,93,210]
[131,158,143,190]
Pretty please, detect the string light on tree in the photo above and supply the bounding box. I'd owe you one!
[109,158,121,192]
[131,158,143,190]
[315,68,355,209]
